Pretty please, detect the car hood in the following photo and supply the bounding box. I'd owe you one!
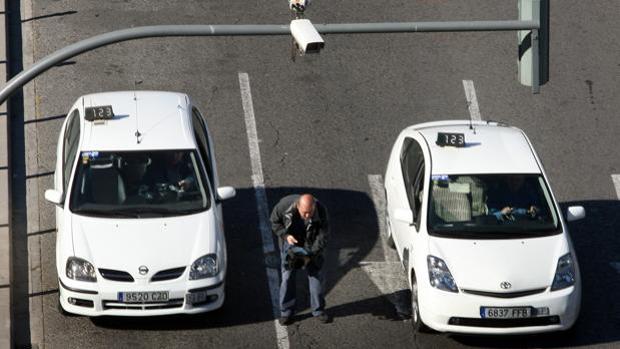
[429,234,568,293]
[71,212,217,281]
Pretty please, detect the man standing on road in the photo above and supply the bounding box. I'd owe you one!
[270,193,330,325]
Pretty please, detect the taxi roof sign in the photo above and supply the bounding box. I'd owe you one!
[436,132,465,147]
[85,105,114,121]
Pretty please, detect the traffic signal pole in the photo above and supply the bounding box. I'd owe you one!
[0,19,541,105]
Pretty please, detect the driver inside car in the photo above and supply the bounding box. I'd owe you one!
[140,151,197,202]
[487,175,541,222]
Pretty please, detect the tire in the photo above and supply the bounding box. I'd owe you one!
[410,274,431,333]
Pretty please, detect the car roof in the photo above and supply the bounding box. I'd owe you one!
[407,120,541,174]
[78,91,196,151]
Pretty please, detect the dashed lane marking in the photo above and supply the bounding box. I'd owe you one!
[463,80,482,121]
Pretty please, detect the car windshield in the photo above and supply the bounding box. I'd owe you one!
[427,174,559,238]
[69,150,210,217]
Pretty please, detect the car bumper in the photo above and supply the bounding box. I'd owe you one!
[58,275,225,317]
[419,284,580,334]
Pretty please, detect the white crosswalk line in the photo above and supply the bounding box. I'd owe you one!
[239,72,289,349]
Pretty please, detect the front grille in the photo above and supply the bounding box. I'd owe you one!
[461,288,546,298]
[151,267,186,282]
[448,316,560,328]
[102,298,184,311]
[99,269,134,282]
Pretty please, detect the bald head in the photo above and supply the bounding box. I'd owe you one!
[297,194,316,221]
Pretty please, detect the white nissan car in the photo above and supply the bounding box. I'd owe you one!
[384,120,585,334]
[45,91,235,316]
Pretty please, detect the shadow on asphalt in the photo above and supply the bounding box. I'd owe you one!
[91,186,382,330]
[292,289,411,324]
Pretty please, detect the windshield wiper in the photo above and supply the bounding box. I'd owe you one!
[73,208,139,218]
[121,207,203,216]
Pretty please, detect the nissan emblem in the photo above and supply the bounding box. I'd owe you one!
[138,265,149,275]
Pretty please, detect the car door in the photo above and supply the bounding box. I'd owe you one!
[389,136,425,263]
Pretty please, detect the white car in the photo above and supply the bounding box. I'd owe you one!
[384,120,585,334]
[45,91,236,316]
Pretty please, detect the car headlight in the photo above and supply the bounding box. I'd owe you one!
[551,253,575,291]
[189,254,218,280]
[427,255,458,293]
[66,257,97,282]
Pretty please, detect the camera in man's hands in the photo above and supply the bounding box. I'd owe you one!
[285,248,311,270]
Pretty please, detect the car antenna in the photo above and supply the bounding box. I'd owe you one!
[467,104,476,134]
[133,80,143,144]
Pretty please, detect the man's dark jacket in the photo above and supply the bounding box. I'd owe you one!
[270,195,329,262]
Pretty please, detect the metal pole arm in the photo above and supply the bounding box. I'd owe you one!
[318,20,539,34]
[0,20,540,105]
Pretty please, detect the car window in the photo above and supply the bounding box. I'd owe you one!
[192,109,215,190]
[68,150,210,217]
[63,110,80,193]
[413,164,425,227]
[400,138,424,216]
[427,174,559,238]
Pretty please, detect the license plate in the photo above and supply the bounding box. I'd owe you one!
[118,291,169,303]
[480,307,532,319]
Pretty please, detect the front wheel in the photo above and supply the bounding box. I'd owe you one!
[410,274,431,333]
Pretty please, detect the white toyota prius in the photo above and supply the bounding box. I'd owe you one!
[45,91,235,316]
[384,120,585,334]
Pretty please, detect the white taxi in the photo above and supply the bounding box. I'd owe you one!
[384,120,585,334]
[45,91,235,316]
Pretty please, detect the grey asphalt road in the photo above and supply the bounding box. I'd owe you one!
[9,0,620,348]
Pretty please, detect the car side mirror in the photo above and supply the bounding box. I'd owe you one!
[216,186,236,202]
[394,208,414,224]
[566,206,585,222]
[44,189,64,206]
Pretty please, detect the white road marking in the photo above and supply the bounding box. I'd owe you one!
[610,175,620,274]
[239,72,289,349]
[611,174,620,200]
[462,80,482,121]
[363,175,410,317]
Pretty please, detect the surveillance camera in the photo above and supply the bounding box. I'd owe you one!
[290,19,324,54]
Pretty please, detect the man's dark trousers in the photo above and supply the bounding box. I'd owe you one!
[279,241,325,317]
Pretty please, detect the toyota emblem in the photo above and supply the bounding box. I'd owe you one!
[500,281,512,290]
[138,265,149,275]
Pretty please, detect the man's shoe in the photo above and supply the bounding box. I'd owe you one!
[279,316,292,326]
[316,313,330,324]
